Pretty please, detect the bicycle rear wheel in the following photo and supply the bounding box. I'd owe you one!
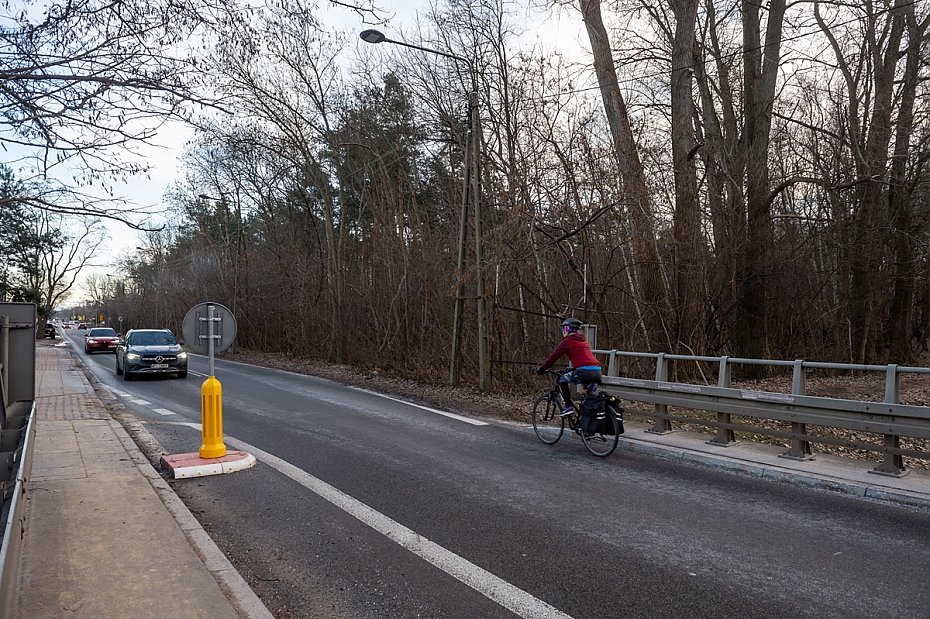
[581,408,619,457]
[532,393,564,445]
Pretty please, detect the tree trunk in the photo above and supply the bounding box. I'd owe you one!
[846,0,907,363]
[734,0,787,366]
[579,0,671,352]
[816,0,909,363]
[670,0,705,356]
[694,0,745,353]
[885,2,925,361]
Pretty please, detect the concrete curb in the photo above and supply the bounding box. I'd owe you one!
[616,424,930,509]
[161,450,257,479]
[76,354,274,619]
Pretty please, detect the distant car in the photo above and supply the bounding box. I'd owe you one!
[43,323,56,339]
[77,323,88,330]
[62,322,72,329]
[116,329,188,380]
[84,327,119,354]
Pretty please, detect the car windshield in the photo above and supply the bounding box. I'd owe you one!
[89,328,117,337]
[130,332,177,346]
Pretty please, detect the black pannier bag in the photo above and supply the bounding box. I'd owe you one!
[602,396,625,435]
[579,394,604,434]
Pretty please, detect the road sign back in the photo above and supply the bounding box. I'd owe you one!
[182,302,237,354]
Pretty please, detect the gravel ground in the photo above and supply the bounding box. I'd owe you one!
[217,347,930,471]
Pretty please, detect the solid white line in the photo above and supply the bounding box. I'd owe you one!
[153,408,176,416]
[349,387,489,426]
[165,422,569,619]
[190,370,208,377]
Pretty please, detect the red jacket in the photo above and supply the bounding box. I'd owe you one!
[540,333,601,370]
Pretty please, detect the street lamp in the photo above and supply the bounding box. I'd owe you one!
[360,29,489,391]
[360,29,470,63]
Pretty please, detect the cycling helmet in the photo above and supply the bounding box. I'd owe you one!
[561,317,583,332]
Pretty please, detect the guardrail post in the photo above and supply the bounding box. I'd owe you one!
[647,353,674,434]
[871,364,908,477]
[781,360,813,460]
[884,364,900,403]
[708,356,737,446]
[607,350,617,377]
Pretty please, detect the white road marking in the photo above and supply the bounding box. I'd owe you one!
[110,389,128,398]
[130,399,150,405]
[349,387,489,426]
[153,408,176,416]
[164,422,570,619]
[187,357,486,426]
[190,370,208,377]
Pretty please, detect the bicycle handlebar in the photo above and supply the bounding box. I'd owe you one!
[534,367,572,376]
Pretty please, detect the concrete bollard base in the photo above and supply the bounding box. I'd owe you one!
[161,450,256,479]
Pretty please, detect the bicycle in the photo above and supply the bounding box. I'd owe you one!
[531,369,622,457]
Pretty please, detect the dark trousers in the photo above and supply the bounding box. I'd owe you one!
[559,368,602,408]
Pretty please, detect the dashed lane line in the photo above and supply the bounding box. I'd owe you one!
[108,389,172,415]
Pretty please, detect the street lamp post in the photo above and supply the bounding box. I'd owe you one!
[360,29,489,391]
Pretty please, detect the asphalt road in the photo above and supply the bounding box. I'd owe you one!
[66,330,930,619]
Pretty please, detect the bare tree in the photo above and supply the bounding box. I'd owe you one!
[730,0,787,364]
[816,0,919,362]
[0,0,214,171]
[0,178,104,327]
[886,4,930,360]
[578,0,672,352]
[658,0,706,357]
[0,0,217,232]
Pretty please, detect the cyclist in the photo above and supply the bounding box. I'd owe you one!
[535,317,602,417]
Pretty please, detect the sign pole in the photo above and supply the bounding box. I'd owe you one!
[208,303,215,376]
[162,301,253,478]
[199,304,226,458]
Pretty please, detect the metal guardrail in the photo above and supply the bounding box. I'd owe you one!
[594,350,930,476]
[0,304,37,618]
[0,402,36,618]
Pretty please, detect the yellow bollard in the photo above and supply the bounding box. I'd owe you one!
[199,375,227,458]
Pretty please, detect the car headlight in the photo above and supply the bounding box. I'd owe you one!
[125,353,141,360]
[177,352,188,359]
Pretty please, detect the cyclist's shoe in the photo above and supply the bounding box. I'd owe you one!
[559,406,575,418]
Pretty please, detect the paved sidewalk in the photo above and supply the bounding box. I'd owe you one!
[15,341,272,618]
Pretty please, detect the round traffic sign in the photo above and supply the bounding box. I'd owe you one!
[182,302,237,354]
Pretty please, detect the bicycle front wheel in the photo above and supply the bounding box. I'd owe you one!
[582,408,619,457]
[532,393,564,445]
